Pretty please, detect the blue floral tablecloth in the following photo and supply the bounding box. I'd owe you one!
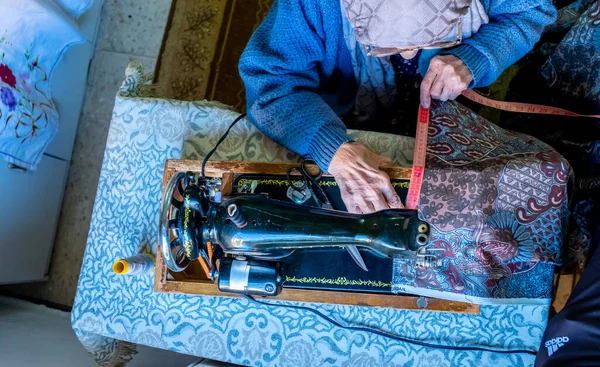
[71,63,548,366]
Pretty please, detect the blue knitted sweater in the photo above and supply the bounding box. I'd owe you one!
[239,0,556,171]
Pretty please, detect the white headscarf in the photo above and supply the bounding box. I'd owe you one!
[341,0,489,118]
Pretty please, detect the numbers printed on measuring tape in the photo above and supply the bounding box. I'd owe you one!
[406,106,430,210]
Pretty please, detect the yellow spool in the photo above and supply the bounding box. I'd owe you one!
[112,259,130,274]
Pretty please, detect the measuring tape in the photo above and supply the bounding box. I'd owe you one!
[406,105,430,209]
[405,90,600,210]
[462,90,600,118]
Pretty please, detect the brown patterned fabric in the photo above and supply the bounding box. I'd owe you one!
[155,0,274,110]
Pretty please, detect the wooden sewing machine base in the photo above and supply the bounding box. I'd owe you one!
[154,159,479,314]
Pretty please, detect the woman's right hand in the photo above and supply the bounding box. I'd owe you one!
[328,142,403,214]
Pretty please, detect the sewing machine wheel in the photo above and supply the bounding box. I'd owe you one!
[160,172,213,272]
[160,172,189,272]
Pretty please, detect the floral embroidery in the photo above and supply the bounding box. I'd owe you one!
[18,72,32,94]
[0,63,16,87]
[0,87,16,111]
[0,43,52,144]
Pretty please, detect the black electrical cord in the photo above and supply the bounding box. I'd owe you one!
[202,113,247,179]
[243,294,538,356]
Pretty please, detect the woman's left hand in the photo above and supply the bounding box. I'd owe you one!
[420,55,472,108]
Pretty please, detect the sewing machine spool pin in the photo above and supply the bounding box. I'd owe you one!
[227,204,247,228]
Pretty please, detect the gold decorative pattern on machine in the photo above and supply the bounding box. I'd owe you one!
[183,194,193,257]
[237,178,409,189]
[285,276,392,288]
[392,181,410,188]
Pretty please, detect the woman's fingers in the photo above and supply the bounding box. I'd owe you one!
[352,204,364,214]
[421,55,473,106]
[370,192,390,211]
[352,197,370,214]
[379,155,394,167]
[420,69,438,108]
[338,184,360,214]
[439,83,453,101]
[364,201,377,213]
[381,180,404,209]
[429,72,446,100]
[329,143,402,214]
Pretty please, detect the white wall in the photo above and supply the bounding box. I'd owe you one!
[0,296,202,367]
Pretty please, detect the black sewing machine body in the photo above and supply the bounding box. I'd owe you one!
[212,195,423,258]
[160,172,431,297]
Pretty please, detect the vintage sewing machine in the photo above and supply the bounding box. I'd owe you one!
[158,161,435,299]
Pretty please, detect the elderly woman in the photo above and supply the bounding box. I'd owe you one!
[239,0,556,214]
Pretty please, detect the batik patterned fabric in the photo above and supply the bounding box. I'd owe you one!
[71,63,548,366]
[539,0,600,270]
[490,0,600,272]
[541,1,600,102]
[392,102,570,304]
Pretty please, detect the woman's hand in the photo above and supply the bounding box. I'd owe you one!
[328,142,403,214]
[420,55,472,108]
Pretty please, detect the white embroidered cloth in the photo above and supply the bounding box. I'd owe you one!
[0,0,85,169]
[51,0,93,18]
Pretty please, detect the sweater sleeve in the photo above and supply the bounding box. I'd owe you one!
[443,0,556,87]
[239,0,350,172]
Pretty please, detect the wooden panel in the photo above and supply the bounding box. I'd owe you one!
[159,279,477,313]
[155,160,480,315]
[221,172,234,196]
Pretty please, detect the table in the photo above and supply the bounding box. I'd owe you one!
[72,62,548,366]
